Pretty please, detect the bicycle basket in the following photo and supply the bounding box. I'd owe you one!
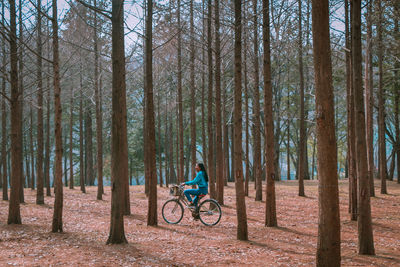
[169,185,182,196]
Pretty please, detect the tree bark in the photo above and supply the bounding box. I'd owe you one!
[176,0,184,184]
[243,3,250,196]
[263,0,277,227]
[18,0,24,203]
[30,107,35,190]
[107,0,128,244]
[377,0,387,194]
[298,0,305,196]
[189,0,196,181]
[365,0,375,194]
[215,0,224,205]
[234,0,248,241]
[86,106,94,186]
[45,25,51,197]
[7,0,22,224]
[312,0,341,265]
[252,0,262,201]
[51,0,64,233]
[207,0,216,199]
[2,0,8,201]
[201,1,207,168]
[69,86,74,189]
[79,62,86,194]
[93,0,103,199]
[145,0,157,226]
[352,0,375,255]
[36,0,44,204]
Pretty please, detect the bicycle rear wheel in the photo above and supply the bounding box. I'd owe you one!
[162,199,184,224]
[198,199,222,226]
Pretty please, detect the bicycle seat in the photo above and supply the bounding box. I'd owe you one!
[198,194,206,199]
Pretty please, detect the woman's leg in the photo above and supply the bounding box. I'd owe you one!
[184,188,201,205]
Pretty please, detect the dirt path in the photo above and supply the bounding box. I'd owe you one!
[0,180,399,266]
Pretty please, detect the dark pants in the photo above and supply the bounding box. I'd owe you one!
[184,187,208,205]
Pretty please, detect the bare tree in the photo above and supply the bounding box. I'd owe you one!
[215,0,224,205]
[7,0,22,224]
[353,0,375,255]
[107,0,128,244]
[51,0,64,233]
[1,0,8,201]
[145,0,157,226]
[298,0,305,197]
[377,0,387,194]
[189,0,196,180]
[263,0,277,227]
[311,0,341,264]
[207,0,215,199]
[234,0,248,241]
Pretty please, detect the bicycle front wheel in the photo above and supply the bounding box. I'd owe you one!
[198,199,222,226]
[162,199,184,224]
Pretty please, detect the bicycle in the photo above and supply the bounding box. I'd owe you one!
[162,184,222,226]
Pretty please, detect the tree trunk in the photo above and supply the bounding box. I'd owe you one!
[312,0,341,264]
[365,0,375,196]
[395,3,400,184]
[2,0,8,201]
[377,0,387,194]
[79,63,86,194]
[177,0,184,184]
[352,0,375,255]
[30,108,35,190]
[263,0,277,227]
[18,0,24,204]
[222,69,230,186]
[145,0,157,226]
[207,0,216,199]
[93,0,103,199]
[189,0,196,181]
[346,0,357,220]
[243,3,250,196]
[7,0,22,224]
[86,106,94,186]
[69,86,74,189]
[252,0,262,201]
[298,0,305,196]
[287,87,291,180]
[106,0,128,244]
[45,27,51,197]
[36,0,44,204]
[51,0,64,233]
[157,93,163,187]
[201,1,207,167]
[234,0,248,241]
[215,0,224,205]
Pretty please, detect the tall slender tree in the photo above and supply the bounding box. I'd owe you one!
[93,0,103,199]
[7,0,22,224]
[79,61,85,194]
[353,0,375,255]
[18,0,24,203]
[365,0,375,196]
[298,0,305,197]
[69,86,74,190]
[51,0,64,233]
[177,0,184,184]
[145,0,157,226]
[252,0,262,202]
[234,0,248,241]
[263,0,277,227]
[312,0,341,265]
[1,0,8,201]
[107,0,129,244]
[377,0,387,194]
[189,0,196,180]
[207,0,215,198]
[36,0,44,204]
[215,0,224,205]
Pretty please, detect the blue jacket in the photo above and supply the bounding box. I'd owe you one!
[185,171,208,188]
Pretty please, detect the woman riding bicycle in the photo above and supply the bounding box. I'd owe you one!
[182,163,209,208]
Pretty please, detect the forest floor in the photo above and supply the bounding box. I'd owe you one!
[0,179,399,267]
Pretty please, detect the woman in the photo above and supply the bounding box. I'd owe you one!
[182,163,209,207]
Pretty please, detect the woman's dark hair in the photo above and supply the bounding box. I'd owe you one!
[197,163,209,182]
